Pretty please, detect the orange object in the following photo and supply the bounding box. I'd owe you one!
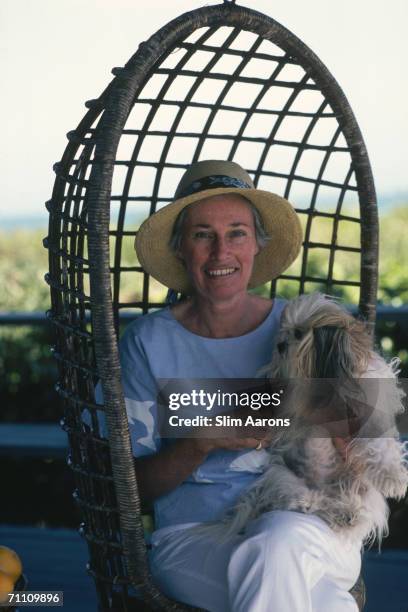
[0,570,14,604]
[0,546,23,583]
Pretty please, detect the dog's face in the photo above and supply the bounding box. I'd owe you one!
[269,293,372,379]
[267,293,375,431]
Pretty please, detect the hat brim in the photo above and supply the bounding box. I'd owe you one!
[135,187,303,294]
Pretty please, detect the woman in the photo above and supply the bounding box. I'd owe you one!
[120,160,360,611]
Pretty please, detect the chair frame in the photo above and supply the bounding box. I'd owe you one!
[45,1,376,609]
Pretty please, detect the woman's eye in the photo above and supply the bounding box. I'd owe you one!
[194,231,212,239]
[230,229,246,238]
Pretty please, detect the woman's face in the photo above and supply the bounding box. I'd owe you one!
[178,194,260,302]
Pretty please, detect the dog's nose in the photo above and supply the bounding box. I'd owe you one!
[277,341,286,354]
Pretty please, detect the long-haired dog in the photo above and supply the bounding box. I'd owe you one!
[217,293,408,546]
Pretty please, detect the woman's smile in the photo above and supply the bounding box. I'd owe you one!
[205,266,239,278]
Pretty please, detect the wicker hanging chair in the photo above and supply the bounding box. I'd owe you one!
[45,1,377,609]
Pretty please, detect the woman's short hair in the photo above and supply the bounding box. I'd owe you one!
[169,196,270,253]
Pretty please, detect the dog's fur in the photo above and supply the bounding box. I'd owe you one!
[216,294,408,546]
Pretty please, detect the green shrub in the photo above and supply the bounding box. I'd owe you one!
[0,206,407,422]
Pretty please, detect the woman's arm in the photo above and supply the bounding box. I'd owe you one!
[135,431,274,506]
[134,439,209,506]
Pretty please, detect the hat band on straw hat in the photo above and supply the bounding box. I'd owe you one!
[177,175,252,199]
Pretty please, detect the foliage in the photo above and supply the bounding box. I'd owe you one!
[378,206,408,305]
[254,205,408,307]
[0,206,407,423]
[1,206,407,311]
[0,229,50,311]
[0,325,62,422]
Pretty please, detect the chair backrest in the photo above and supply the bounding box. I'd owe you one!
[45,2,377,609]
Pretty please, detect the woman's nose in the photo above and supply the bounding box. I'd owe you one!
[210,236,229,259]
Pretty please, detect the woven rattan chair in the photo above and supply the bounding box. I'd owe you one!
[45,1,377,609]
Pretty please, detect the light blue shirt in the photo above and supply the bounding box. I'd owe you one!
[118,299,287,531]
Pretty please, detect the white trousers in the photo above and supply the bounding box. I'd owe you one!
[149,511,361,612]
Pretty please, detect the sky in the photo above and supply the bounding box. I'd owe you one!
[1,0,407,222]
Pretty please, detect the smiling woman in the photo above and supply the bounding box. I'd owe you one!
[106,160,363,611]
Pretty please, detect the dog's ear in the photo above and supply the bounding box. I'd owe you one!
[313,325,357,378]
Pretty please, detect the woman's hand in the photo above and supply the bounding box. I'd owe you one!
[192,408,275,454]
[194,433,272,454]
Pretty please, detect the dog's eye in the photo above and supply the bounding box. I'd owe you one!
[277,341,287,354]
[294,328,303,340]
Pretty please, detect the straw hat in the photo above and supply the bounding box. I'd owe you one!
[135,160,302,294]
